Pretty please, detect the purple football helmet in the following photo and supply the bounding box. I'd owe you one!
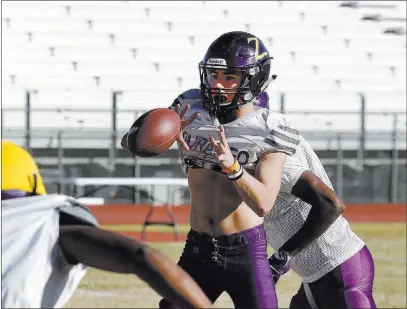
[199,31,275,117]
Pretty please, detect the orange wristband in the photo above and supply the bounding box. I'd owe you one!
[223,159,240,174]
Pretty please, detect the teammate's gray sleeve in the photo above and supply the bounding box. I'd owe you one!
[280,155,308,194]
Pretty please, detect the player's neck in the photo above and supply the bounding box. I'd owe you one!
[219,103,255,124]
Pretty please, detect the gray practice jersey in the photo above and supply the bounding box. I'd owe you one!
[172,89,365,283]
[1,194,98,308]
[171,89,299,174]
[263,131,365,283]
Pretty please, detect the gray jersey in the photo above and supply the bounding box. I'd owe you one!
[171,89,298,175]
[263,135,365,283]
[172,89,365,283]
[1,194,97,308]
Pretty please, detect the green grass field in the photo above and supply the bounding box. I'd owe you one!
[65,223,406,308]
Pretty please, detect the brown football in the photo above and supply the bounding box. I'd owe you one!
[127,108,181,157]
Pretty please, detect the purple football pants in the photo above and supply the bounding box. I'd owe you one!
[290,245,376,309]
[159,224,277,309]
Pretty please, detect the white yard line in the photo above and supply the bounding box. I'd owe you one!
[76,289,139,299]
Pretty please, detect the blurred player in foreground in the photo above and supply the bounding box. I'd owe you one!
[1,140,213,309]
[254,72,376,309]
[123,31,289,309]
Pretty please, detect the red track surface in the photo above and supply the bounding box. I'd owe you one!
[89,203,406,243]
[120,231,187,243]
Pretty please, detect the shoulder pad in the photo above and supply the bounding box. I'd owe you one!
[266,112,299,134]
[179,88,201,100]
[170,88,201,109]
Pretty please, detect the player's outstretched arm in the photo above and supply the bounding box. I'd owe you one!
[58,225,212,309]
[210,125,286,217]
[233,152,286,217]
[279,171,345,257]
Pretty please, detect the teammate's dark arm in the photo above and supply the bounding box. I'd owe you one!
[58,225,213,309]
[279,171,345,256]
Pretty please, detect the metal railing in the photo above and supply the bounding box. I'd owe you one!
[2,90,406,203]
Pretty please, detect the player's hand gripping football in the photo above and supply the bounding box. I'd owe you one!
[174,103,200,151]
[209,125,235,170]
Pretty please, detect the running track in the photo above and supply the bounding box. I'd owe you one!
[89,204,406,242]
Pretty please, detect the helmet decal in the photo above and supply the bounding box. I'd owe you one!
[247,37,269,60]
[207,58,227,66]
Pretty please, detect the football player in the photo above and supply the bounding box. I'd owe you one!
[258,96,376,308]
[251,61,376,309]
[123,30,377,309]
[1,140,213,309]
[122,31,288,309]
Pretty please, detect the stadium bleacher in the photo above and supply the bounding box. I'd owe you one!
[2,0,406,137]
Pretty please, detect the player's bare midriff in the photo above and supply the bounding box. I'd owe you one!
[186,167,263,237]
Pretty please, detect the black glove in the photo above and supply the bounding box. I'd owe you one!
[268,250,291,284]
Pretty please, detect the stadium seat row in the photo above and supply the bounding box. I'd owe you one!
[3,30,406,51]
[4,85,405,113]
[3,1,405,22]
[3,109,405,133]
[2,74,406,94]
[3,44,405,67]
[4,17,405,37]
[3,60,405,79]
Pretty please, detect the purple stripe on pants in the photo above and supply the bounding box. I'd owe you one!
[290,246,376,309]
[220,225,278,308]
[341,245,376,309]
[247,225,278,309]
